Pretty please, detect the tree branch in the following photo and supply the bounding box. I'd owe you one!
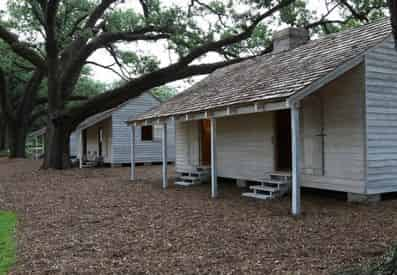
[86,60,129,81]
[36,95,89,105]
[338,0,369,22]
[60,55,253,129]
[0,67,15,122]
[178,0,296,66]
[0,25,47,71]
[390,0,397,49]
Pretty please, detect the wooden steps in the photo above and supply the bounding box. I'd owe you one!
[242,172,291,200]
[175,166,210,187]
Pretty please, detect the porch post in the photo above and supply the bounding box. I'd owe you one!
[210,118,218,198]
[130,125,136,181]
[162,123,168,189]
[291,103,301,216]
[79,130,83,169]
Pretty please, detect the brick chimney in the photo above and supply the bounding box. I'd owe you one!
[272,27,309,53]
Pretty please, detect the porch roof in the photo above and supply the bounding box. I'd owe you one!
[76,107,116,131]
[128,18,391,124]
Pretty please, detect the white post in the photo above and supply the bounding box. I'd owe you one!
[210,118,218,198]
[162,123,168,189]
[291,103,301,216]
[130,125,136,181]
[79,130,83,169]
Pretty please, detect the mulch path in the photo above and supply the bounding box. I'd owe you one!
[1,158,397,274]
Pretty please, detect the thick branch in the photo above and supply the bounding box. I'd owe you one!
[60,56,251,129]
[36,95,89,105]
[85,0,118,29]
[0,25,47,71]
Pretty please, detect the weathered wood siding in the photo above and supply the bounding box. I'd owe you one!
[365,35,397,194]
[175,120,200,171]
[69,131,79,157]
[301,64,366,193]
[111,93,176,164]
[216,113,274,179]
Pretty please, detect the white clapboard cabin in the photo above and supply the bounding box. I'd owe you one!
[74,92,176,167]
[29,92,176,166]
[127,18,397,215]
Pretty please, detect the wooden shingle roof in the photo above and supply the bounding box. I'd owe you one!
[131,18,392,122]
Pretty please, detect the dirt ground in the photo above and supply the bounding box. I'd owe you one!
[1,158,397,274]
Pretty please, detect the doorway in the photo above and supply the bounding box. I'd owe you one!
[98,127,103,157]
[200,119,211,166]
[82,129,88,158]
[275,110,292,171]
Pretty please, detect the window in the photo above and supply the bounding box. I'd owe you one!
[141,126,153,141]
[141,125,163,141]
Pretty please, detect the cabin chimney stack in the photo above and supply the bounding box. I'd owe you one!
[272,27,309,53]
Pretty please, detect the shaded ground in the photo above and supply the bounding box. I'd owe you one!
[0,158,397,274]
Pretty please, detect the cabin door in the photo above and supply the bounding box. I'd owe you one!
[98,127,103,157]
[275,110,292,171]
[82,129,88,157]
[200,119,211,166]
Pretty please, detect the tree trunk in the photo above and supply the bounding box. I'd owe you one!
[0,118,5,151]
[42,121,71,169]
[8,123,27,158]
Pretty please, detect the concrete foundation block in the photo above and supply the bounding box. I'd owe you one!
[347,193,381,203]
[111,163,123,168]
[236,179,247,188]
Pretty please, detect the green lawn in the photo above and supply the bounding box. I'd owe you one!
[0,212,16,275]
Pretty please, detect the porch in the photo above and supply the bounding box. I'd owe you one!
[129,102,303,215]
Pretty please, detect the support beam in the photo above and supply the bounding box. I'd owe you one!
[291,104,301,216]
[79,130,83,169]
[162,123,168,189]
[210,118,218,198]
[130,125,136,181]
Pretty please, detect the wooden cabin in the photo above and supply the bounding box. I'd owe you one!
[75,92,176,167]
[30,92,176,167]
[127,19,397,215]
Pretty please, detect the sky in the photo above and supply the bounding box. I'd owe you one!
[0,0,339,91]
[88,0,337,90]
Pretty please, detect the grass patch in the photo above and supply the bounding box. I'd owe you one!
[0,211,16,275]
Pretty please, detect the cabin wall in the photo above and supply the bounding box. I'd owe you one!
[85,118,112,163]
[69,131,79,157]
[300,63,366,193]
[112,93,176,164]
[216,113,274,179]
[365,36,397,194]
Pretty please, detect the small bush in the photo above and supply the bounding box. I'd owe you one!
[334,245,397,275]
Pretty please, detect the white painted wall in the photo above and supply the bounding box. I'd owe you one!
[365,36,397,194]
[301,63,366,193]
[112,93,176,164]
[216,113,274,180]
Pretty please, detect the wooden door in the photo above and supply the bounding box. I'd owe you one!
[98,127,103,157]
[82,129,88,157]
[201,120,211,166]
[275,110,292,171]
